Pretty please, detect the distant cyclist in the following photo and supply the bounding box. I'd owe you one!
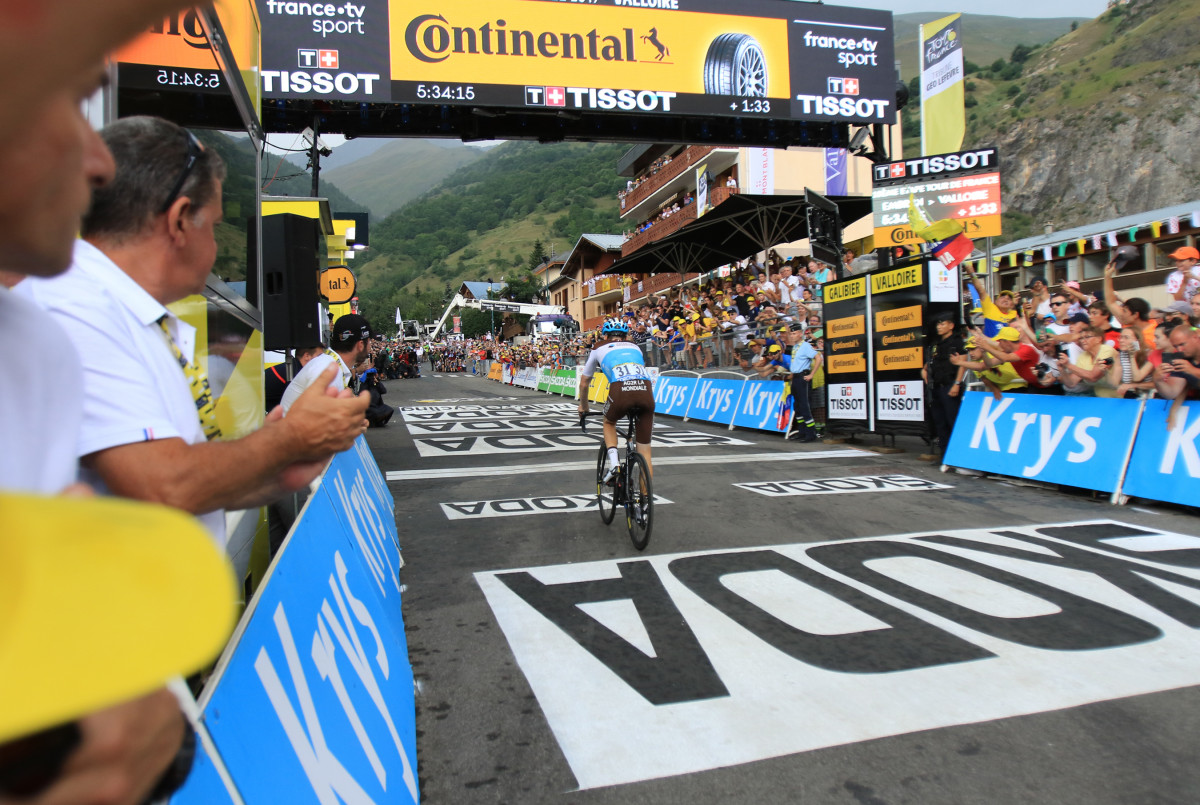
[578,319,655,483]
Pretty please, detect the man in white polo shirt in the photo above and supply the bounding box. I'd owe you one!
[281,313,372,413]
[18,115,369,548]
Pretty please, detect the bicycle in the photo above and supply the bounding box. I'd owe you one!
[580,410,653,551]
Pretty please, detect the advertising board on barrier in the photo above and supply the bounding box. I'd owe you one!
[653,376,696,418]
[944,392,1140,492]
[827,382,867,420]
[872,266,926,425]
[685,378,745,425]
[731,379,787,433]
[201,482,417,805]
[1121,400,1200,508]
[186,437,415,805]
[823,276,872,428]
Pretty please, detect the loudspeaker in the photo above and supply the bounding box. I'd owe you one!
[248,213,322,350]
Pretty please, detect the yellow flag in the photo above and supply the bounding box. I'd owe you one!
[920,14,965,155]
[907,195,964,242]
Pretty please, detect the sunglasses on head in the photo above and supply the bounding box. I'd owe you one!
[160,129,205,213]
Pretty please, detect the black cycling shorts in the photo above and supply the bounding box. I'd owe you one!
[603,379,655,443]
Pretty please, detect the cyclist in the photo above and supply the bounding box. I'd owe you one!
[578,319,656,483]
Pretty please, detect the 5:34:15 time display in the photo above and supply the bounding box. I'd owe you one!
[415,84,476,101]
[157,69,222,89]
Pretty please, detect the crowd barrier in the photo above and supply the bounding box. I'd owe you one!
[483,363,793,435]
[171,436,417,805]
[944,391,1199,508]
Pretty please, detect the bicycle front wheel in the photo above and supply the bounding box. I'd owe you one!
[596,441,616,525]
[625,452,653,551]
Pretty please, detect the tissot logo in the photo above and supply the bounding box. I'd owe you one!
[405,13,640,65]
[827,77,859,96]
[298,49,338,70]
[525,86,676,112]
[525,86,566,106]
[893,384,906,395]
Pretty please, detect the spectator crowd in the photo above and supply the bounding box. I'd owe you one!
[916,251,1200,459]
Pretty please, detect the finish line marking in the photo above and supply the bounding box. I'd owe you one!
[385,449,872,481]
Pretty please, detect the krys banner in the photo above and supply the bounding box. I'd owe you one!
[386,0,894,124]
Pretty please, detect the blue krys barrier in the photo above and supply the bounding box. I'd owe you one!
[944,392,1142,493]
[495,366,790,435]
[731,379,789,433]
[168,734,236,803]
[685,377,745,425]
[1122,400,1200,507]
[652,375,696,417]
[173,436,416,805]
[651,375,789,433]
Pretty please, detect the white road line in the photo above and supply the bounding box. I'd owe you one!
[385,449,871,481]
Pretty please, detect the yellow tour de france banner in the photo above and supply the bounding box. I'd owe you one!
[919,13,964,156]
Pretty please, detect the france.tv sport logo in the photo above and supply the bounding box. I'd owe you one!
[298,49,339,69]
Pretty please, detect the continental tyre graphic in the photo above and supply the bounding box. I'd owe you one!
[703,33,767,97]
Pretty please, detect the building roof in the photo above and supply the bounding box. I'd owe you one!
[460,281,507,300]
[994,200,1200,255]
[576,233,626,251]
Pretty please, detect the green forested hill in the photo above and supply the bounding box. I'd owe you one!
[197,131,367,282]
[354,140,627,326]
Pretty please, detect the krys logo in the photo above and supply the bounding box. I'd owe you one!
[405,14,646,65]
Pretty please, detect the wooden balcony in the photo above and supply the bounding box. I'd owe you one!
[621,272,701,302]
[620,186,737,258]
[618,145,716,215]
[581,274,623,298]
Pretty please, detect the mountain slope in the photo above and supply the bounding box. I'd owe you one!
[322,138,488,218]
[963,0,1200,240]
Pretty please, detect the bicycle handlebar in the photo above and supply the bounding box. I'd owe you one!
[579,409,603,433]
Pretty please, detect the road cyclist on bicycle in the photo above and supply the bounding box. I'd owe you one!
[577,319,656,484]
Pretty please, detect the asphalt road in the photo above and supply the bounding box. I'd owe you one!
[366,371,1200,805]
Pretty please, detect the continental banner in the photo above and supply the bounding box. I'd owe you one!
[251,0,894,123]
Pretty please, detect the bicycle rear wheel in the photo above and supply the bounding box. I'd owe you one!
[624,452,653,551]
[596,442,616,525]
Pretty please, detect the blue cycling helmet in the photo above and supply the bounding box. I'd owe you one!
[602,319,630,336]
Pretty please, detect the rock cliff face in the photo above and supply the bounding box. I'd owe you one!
[988,0,1200,231]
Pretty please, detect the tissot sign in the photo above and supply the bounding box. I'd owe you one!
[252,0,894,123]
[872,147,1002,246]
